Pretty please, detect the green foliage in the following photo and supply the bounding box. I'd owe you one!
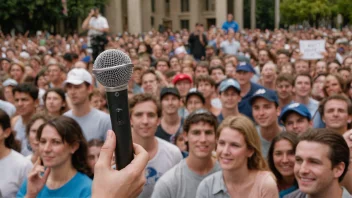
[336,0,352,22]
[243,0,275,29]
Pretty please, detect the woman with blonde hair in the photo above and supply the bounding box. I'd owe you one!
[197,115,279,198]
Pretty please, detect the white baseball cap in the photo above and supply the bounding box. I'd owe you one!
[64,68,92,85]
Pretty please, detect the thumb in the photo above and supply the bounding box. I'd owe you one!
[96,130,116,169]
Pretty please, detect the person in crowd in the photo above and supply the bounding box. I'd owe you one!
[338,67,350,81]
[268,132,299,198]
[220,29,241,56]
[195,75,221,116]
[185,88,205,114]
[210,66,227,85]
[311,73,326,101]
[129,93,182,198]
[25,113,50,164]
[88,89,108,113]
[323,73,345,97]
[3,78,18,104]
[173,73,193,101]
[250,88,283,157]
[156,87,184,142]
[0,86,16,118]
[276,73,294,109]
[196,115,279,197]
[141,69,160,97]
[194,61,210,79]
[221,13,239,33]
[152,109,221,198]
[9,62,25,83]
[188,23,207,60]
[43,88,67,117]
[286,128,351,198]
[87,139,104,174]
[12,83,39,156]
[17,116,92,197]
[319,94,352,135]
[294,60,310,74]
[47,63,65,88]
[63,68,111,141]
[217,78,241,123]
[0,109,32,198]
[279,103,312,134]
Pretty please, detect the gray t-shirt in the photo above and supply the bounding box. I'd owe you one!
[139,137,183,198]
[284,187,351,198]
[0,150,33,198]
[256,126,272,158]
[64,108,111,141]
[151,159,221,198]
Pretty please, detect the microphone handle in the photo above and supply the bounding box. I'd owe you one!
[106,88,134,170]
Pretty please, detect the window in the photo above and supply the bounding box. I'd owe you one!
[181,0,189,12]
[204,0,215,11]
[151,0,155,13]
[180,20,189,30]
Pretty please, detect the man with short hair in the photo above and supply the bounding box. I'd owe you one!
[209,66,226,85]
[12,83,39,155]
[319,94,352,135]
[221,13,239,32]
[129,93,183,198]
[173,73,193,100]
[294,59,310,74]
[141,69,159,96]
[185,88,205,114]
[279,103,312,134]
[155,58,170,74]
[276,73,294,108]
[195,75,221,116]
[250,88,283,157]
[287,128,351,198]
[64,68,111,141]
[217,78,241,124]
[156,87,183,142]
[151,109,221,198]
[47,63,65,88]
[276,49,290,69]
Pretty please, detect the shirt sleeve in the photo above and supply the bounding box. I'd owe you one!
[260,173,279,198]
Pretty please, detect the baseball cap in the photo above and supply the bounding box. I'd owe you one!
[64,68,92,85]
[279,103,311,123]
[172,73,193,85]
[3,78,18,87]
[236,62,256,73]
[250,88,279,105]
[219,78,241,93]
[160,87,180,100]
[185,88,205,104]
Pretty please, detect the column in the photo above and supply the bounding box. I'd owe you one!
[170,0,180,31]
[155,0,166,29]
[127,0,142,35]
[190,0,200,29]
[215,0,227,28]
[105,0,123,34]
[275,0,280,29]
[142,0,152,31]
[250,0,256,29]
[234,0,243,30]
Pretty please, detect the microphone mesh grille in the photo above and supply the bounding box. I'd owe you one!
[93,49,133,87]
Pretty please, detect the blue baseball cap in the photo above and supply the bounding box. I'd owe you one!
[279,103,311,123]
[219,78,241,93]
[236,62,256,73]
[250,88,279,105]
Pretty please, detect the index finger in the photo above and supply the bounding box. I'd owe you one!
[96,130,116,169]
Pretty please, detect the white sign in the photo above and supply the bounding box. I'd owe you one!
[299,40,326,60]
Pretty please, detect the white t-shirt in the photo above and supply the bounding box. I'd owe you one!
[0,150,33,198]
[88,15,109,37]
[138,137,183,198]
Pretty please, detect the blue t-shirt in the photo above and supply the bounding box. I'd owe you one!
[222,21,239,32]
[17,172,92,198]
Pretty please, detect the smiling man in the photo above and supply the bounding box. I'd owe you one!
[279,103,312,134]
[286,128,351,198]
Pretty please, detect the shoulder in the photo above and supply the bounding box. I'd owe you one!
[157,137,180,153]
[11,115,20,126]
[63,110,73,117]
[158,160,183,182]
[197,171,223,196]
[256,171,279,196]
[8,150,33,168]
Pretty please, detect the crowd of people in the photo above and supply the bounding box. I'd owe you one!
[2,10,352,197]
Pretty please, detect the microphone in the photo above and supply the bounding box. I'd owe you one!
[93,49,134,170]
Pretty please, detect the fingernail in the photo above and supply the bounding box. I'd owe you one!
[108,130,113,138]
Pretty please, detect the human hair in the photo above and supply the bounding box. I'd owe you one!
[293,73,312,87]
[88,139,104,148]
[209,65,225,75]
[26,113,51,137]
[183,109,218,134]
[267,132,298,182]
[318,94,352,116]
[156,57,170,67]
[35,68,47,87]
[89,89,103,101]
[129,93,161,118]
[217,115,268,170]
[276,49,290,57]
[9,61,25,72]
[43,88,66,114]
[47,62,65,72]
[195,75,216,87]
[12,83,39,100]
[0,109,21,152]
[276,73,294,86]
[299,128,350,182]
[323,73,345,96]
[140,68,160,83]
[36,116,92,176]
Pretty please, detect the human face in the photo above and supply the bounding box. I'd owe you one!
[90,95,102,110]
[344,58,352,68]
[28,119,45,153]
[170,58,179,68]
[66,83,91,106]
[161,94,180,115]
[277,54,289,67]
[315,61,327,74]
[48,65,62,83]
[10,64,24,82]
[153,45,163,58]
[295,61,309,74]
[252,98,279,127]
[328,62,339,74]
[273,139,295,178]
[175,80,192,97]
[281,64,293,74]
[132,69,142,84]
[187,121,216,159]
[14,92,37,117]
[276,81,293,100]
[225,64,236,78]
[261,64,276,83]
[37,76,47,89]
[182,67,194,78]
[88,145,101,173]
[294,141,343,196]
[217,127,253,171]
[39,125,77,168]
[1,60,10,73]
[211,69,226,84]
[130,101,160,138]
[294,76,311,98]
[4,86,14,103]
[339,70,350,81]
[186,95,203,113]
[322,99,350,132]
[197,81,214,99]
[141,73,158,94]
[324,76,342,96]
[235,71,253,85]
[156,61,169,73]
[258,51,269,65]
[45,91,64,115]
[195,66,208,78]
[219,88,241,109]
[284,113,311,134]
